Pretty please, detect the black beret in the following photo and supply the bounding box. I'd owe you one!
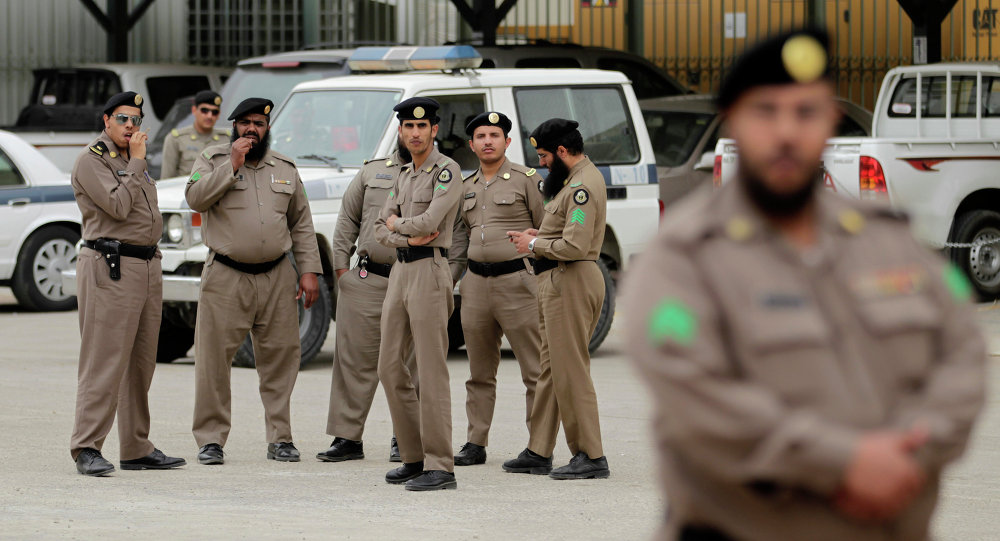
[465,111,512,137]
[194,90,222,107]
[529,118,580,150]
[102,91,144,116]
[717,28,831,109]
[394,97,440,124]
[228,97,274,121]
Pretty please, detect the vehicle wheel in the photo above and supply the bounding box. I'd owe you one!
[588,259,616,353]
[448,293,464,351]
[950,210,1000,299]
[232,274,332,369]
[156,308,195,363]
[11,226,80,311]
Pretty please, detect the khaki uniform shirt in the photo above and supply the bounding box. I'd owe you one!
[374,147,463,253]
[623,182,987,541]
[532,156,606,262]
[161,125,229,179]
[72,131,162,246]
[333,151,404,269]
[452,158,544,267]
[185,143,322,274]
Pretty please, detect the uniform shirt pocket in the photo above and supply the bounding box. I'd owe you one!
[493,191,517,206]
[411,187,434,214]
[223,178,249,208]
[855,294,941,387]
[463,193,478,212]
[270,180,295,212]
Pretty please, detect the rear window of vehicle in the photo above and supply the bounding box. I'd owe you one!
[596,57,686,99]
[642,110,714,167]
[33,69,121,106]
[888,75,980,118]
[145,75,214,120]
[514,85,640,167]
[0,148,25,187]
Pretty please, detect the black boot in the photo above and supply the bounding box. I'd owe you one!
[316,437,364,462]
[454,442,487,466]
[502,448,553,474]
[386,461,423,484]
[549,451,610,480]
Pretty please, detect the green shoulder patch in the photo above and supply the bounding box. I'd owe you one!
[526,168,537,177]
[189,171,202,183]
[570,208,586,225]
[202,150,212,159]
[648,298,698,347]
[171,129,180,137]
[943,264,974,302]
[569,181,583,188]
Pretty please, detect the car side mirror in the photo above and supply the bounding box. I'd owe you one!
[694,151,715,171]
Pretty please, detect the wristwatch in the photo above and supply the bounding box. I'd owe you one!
[528,238,537,253]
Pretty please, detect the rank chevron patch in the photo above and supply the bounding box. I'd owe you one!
[570,208,586,225]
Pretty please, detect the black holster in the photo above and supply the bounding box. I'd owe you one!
[100,240,122,281]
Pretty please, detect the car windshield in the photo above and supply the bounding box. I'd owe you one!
[219,65,347,119]
[643,110,715,167]
[270,89,402,167]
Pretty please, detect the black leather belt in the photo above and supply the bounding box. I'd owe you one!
[469,258,531,277]
[214,253,285,275]
[395,246,447,263]
[358,256,392,278]
[84,239,156,260]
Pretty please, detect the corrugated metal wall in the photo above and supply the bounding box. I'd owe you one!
[0,0,188,126]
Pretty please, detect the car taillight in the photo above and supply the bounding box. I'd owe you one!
[859,156,888,201]
[712,155,722,188]
[191,212,202,227]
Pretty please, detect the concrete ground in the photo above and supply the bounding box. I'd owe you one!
[0,287,996,540]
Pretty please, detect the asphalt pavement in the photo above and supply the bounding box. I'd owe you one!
[0,287,997,540]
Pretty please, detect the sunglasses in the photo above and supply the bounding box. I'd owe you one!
[112,113,142,127]
[199,107,220,116]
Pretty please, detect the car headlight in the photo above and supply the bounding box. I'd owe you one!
[166,214,185,243]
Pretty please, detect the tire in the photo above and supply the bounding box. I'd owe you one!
[950,210,1000,299]
[11,225,80,311]
[448,293,464,351]
[588,259,616,353]
[232,274,332,369]
[156,308,195,363]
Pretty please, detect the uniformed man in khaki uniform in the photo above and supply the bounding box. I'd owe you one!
[450,111,544,467]
[161,90,229,178]
[623,30,987,541]
[186,98,322,465]
[505,118,610,480]
[375,97,463,491]
[70,91,186,476]
[316,141,417,464]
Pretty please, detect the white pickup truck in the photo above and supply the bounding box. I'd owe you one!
[716,62,1000,298]
[148,46,662,368]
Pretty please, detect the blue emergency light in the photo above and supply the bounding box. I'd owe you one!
[348,46,483,72]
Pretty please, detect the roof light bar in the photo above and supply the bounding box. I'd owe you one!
[348,46,483,72]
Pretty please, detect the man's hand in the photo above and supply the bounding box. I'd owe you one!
[407,231,439,246]
[387,214,399,232]
[835,427,928,522]
[335,268,348,279]
[296,272,319,309]
[129,130,148,160]
[231,136,255,172]
[507,230,536,254]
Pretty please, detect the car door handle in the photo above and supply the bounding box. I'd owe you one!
[7,198,31,206]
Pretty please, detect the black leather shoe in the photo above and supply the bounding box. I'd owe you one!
[502,448,552,474]
[454,442,487,466]
[198,444,224,465]
[76,448,115,477]
[316,437,364,462]
[389,436,401,463]
[385,461,423,484]
[405,470,457,491]
[120,448,186,470]
[549,451,610,480]
[267,442,300,462]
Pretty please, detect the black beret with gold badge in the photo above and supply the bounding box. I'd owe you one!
[393,96,441,125]
[102,91,144,116]
[465,111,512,137]
[717,28,831,109]
[528,118,580,151]
[228,97,274,121]
[194,90,223,107]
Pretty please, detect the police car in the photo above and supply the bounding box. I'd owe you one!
[146,46,662,367]
[0,130,80,311]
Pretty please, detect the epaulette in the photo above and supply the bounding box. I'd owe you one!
[268,150,297,166]
[463,172,478,183]
[509,163,538,177]
[89,140,108,156]
[364,156,388,167]
[170,129,180,137]
[200,143,230,160]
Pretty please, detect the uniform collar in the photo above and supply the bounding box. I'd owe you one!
[98,131,127,160]
[473,156,511,184]
[242,148,277,169]
[566,155,593,181]
[404,146,444,173]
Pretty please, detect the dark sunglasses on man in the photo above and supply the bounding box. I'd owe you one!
[112,113,142,127]
[199,107,220,116]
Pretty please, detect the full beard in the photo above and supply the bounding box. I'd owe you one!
[739,157,819,218]
[542,155,570,200]
[231,129,271,162]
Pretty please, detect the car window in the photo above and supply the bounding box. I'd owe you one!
[596,57,685,99]
[889,75,980,118]
[219,64,349,119]
[426,93,488,172]
[984,78,1000,117]
[270,89,402,167]
[0,149,26,187]
[514,85,640,166]
[642,110,714,167]
[836,114,867,137]
[35,70,121,106]
[145,76,214,120]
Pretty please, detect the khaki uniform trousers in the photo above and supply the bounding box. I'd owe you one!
[192,256,300,447]
[459,267,541,446]
[377,252,454,472]
[70,246,160,461]
[527,261,605,459]
[326,267,417,441]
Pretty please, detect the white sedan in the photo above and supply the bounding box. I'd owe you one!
[0,130,80,310]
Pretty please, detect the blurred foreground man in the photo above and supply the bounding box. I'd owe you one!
[187,98,321,465]
[624,30,986,541]
[70,91,185,476]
